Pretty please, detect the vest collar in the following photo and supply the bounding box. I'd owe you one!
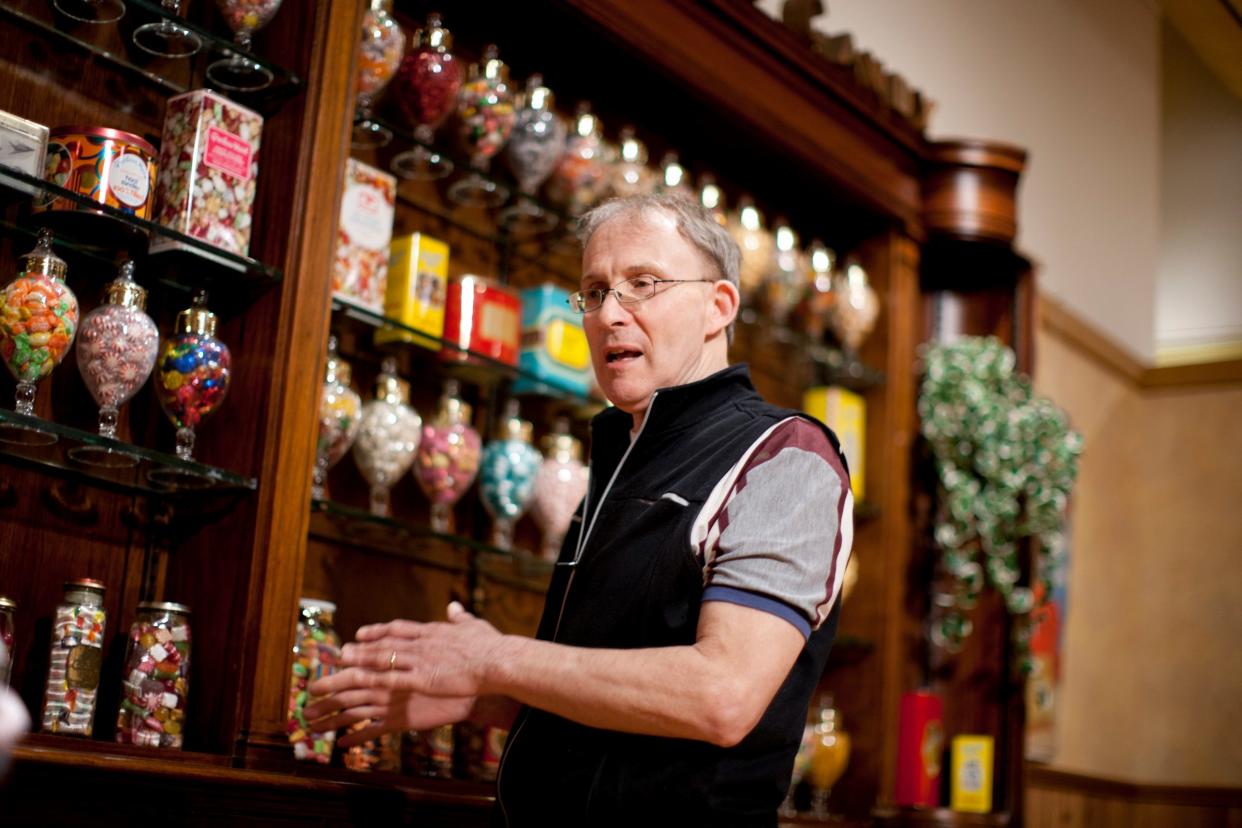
[591,363,757,448]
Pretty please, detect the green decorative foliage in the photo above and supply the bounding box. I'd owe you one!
[918,336,1082,665]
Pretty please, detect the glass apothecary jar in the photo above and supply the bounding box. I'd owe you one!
[42,578,106,737]
[287,598,341,764]
[116,601,192,749]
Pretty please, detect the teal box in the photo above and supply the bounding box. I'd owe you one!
[513,285,593,398]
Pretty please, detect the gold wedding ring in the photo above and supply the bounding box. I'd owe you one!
[388,650,398,671]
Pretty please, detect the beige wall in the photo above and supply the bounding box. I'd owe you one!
[1033,322,1242,787]
[1157,23,1242,351]
[756,0,1161,361]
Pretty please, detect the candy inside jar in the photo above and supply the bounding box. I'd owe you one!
[42,579,106,737]
[287,598,340,764]
[206,0,285,92]
[498,75,567,236]
[529,417,589,561]
[312,335,363,502]
[0,227,77,446]
[445,44,517,208]
[70,260,160,468]
[351,357,421,517]
[389,13,463,181]
[116,602,191,750]
[352,0,406,148]
[149,291,231,487]
[413,379,481,534]
[478,400,541,551]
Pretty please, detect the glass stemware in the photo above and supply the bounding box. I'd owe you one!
[351,0,405,149]
[205,0,283,92]
[390,13,462,181]
[70,260,159,468]
[807,695,851,818]
[311,335,362,501]
[51,0,126,25]
[148,290,231,486]
[478,400,541,551]
[446,44,517,208]
[132,0,203,59]
[0,228,77,446]
[498,74,566,236]
[352,357,420,517]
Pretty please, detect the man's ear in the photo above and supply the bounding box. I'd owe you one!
[706,278,740,338]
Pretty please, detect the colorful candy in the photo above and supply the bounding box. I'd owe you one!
[352,358,420,517]
[357,0,404,102]
[414,381,480,533]
[479,401,541,550]
[287,598,340,764]
[152,89,263,258]
[115,602,191,750]
[42,579,106,737]
[154,292,231,462]
[1,229,77,412]
[529,419,589,561]
[312,336,362,501]
[213,0,283,37]
[76,261,159,439]
[454,44,516,165]
[343,721,400,772]
[393,14,462,134]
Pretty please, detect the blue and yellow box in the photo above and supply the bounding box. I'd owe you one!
[512,284,592,398]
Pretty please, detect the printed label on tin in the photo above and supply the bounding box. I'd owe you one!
[203,126,253,182]
[480,303,519,346]
[108,153,151,208]
[341,182,394,251]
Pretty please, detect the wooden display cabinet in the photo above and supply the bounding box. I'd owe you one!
[0,1,1033,824]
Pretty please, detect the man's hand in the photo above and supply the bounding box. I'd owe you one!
[304,602,503,745]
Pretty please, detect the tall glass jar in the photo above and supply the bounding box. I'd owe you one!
[42,578,106,736]
[0,596,15,686]
[478,400,541,550]
[287,598,340,764]
[115,601,192,749]
[152,290,231,465]
[545,102,609,217]
[390,13,463,180]
[807,694,851,817]
[413,380,481,534]
[352,0,406,147]
[446,43,517,208]
[312,335,363,502]
[528,418,589,561]
[352,357,421,517]
[498,74,566,235]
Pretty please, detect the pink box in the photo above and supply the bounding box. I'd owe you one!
[332,158,396,313]
[152,89,263,262]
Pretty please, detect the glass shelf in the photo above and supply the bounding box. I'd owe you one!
[0,408,257,495]
[308,499,553,580]
[736,308,886,391]
[0,0,302,108]
[330,297,605,410]
[0,166,282,308]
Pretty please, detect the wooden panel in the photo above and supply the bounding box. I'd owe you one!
[1026,765,1242,828]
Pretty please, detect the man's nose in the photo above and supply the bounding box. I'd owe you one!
[595,290,632,325]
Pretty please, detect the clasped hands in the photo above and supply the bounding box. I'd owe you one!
[303,601,502,748]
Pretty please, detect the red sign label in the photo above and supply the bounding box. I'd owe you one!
[203,126,252,181]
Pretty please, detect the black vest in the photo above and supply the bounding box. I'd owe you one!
[495,365,844,827]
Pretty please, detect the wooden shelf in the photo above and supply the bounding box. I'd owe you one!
[873,806,1012,827]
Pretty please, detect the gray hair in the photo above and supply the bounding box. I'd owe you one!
[576,193,741,343]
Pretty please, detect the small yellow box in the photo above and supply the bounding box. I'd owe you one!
[950,735,993,813]
[802,386,865,500]
[376,232,449,349]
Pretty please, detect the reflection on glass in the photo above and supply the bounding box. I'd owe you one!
[131,0,203,59]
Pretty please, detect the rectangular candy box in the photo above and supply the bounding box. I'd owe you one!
[152,89,263,262]
[441,275,520,367]
[0,109,48,195]
[332,158,396,313]
[512,284,592,398]
[376,232,448,349]
[802,385,866,499]
[950,734,994,813]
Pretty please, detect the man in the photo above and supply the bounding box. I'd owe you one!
[306,193,854,825]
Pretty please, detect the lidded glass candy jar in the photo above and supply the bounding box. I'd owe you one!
[312,335,363,501]
[390,13,463,180]
[287,598,340,764]
[115,601,192,750]
[446,44,517,208]
[352,356,420,517]
[42,578,106,737]
[72,259,159,467]
[413,379,481,533]
[764,220,807,325]
[206,0,285,92]
[0,228,77,445]
[546,102,609,217]
[151,290,231,478]
[608,126,653,199]
[499,74,566,235]
[654,151,692,199]
[352,0,406,147]
[829,261,880,352]
[478,399,542,550]
[528,417,589,561]
[729,196,774,308]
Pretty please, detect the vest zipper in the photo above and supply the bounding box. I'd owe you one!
[495,392,658,825]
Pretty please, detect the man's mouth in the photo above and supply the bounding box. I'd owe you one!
[605,348,643,364]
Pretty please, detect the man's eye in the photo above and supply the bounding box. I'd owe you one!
[629,276,656,291]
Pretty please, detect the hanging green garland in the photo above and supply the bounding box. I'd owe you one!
[917,336,1083,668]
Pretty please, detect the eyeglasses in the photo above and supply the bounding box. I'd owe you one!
[568,276,713,313]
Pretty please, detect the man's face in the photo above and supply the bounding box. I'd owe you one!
[580,210,732,422]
